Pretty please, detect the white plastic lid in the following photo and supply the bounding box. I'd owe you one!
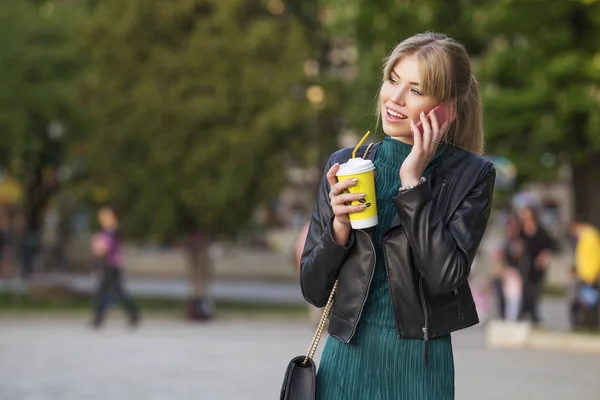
[336,157,375,176]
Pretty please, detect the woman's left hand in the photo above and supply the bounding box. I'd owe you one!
[399,110,448,187]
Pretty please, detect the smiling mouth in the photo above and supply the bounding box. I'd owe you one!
[386,108,408,119]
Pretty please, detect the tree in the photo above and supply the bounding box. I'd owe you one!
[471,0,600,226]
[324,0,600,226]
[75,0,319,297]
[0,0,81,264]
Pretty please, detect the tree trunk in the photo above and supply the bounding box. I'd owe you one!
[571,154,600,229]
[183,234,213,300]
[17,165,59,279]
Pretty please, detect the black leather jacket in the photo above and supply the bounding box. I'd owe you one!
[300,142,496,350]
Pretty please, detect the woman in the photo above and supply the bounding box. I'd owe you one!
[492,211,525,320]
[91,204,140,329]
[300,32,496,399]
[516,205,557,325]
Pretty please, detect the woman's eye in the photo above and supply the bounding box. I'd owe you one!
[411,88,421,95]
[388,76,398,84]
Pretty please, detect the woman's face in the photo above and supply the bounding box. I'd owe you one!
[518,207,535,225]
[98,208,117,229]
[380,54,439,144]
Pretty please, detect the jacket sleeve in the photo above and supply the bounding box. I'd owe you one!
[393,164,496,295]
[300,153,355,307]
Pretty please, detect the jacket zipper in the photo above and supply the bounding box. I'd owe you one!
[437,182,448,211]
[347,229,377,341]
[453,288,464,320]
[418,277,429,368]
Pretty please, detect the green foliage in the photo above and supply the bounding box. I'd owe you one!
[76,0,317,242]
[472,0,600,181]
[0,0,80,173]
[0,0,81,230]
[324,0,600,184]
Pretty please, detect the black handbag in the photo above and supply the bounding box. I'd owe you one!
[279,281,337,400]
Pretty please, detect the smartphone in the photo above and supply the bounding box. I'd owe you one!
[414,101,456,131]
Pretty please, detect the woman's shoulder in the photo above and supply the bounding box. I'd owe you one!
[326,142,381,165]
[328,147,354,164]
[441,144,495,180]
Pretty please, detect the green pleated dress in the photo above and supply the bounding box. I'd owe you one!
[316,137,454,400]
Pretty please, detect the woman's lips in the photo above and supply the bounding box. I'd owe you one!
[385,107,408,122]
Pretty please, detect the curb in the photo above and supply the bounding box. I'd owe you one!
[486,320,600,354]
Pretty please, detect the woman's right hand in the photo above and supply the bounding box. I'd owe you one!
[326,163,366,245]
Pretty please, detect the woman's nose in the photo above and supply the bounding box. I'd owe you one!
[390,86,406,105]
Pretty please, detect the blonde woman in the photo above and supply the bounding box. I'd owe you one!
[301,32,496,399]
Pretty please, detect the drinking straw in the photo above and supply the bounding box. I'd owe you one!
[352,130,371,158]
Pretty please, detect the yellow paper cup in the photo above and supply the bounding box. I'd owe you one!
[336,157,378,229]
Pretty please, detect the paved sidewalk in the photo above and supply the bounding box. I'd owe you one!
[0,273,304,305]
[0,318,598,400]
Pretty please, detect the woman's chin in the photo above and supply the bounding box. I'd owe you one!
[383,129,413,143]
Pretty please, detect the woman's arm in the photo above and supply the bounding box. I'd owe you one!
[393,165,496,295]
[91,233,108,257]
[300,152,356,307]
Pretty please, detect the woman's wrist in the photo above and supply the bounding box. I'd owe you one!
[400,176,421,187]
[332,217,351,246]
[399,177,426,193]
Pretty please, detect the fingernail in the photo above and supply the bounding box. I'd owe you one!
[333,163,339,167]
[351,178,358,183]
[359,204,366,209]
[359,193,366,198]
[420,111,425,117]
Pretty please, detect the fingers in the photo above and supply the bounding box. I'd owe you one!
[326,163,340,190]
[329,177,357,199]
[332,191,366,216]
[429,108,439,140]
[335,192,365,205]
[410,119,423,151]
[327,176,365,222]
[428,109,445,151]
[429,109,450,146]
[419,111,432,152]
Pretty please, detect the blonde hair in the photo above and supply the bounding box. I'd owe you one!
[378,32,484,154]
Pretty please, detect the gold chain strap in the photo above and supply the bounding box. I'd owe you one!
[301,141,375,365]
[303,280,338,364]
[363,142,374,159]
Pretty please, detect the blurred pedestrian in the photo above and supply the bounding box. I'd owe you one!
[301,33,495,399]
[494,211,525,320]
[0,209,11,276]
[516,205,557,326]
[184,229,215,321]
[568,215,600,330]
[502,267,523,321]
[490,212,518,319]
[90,204,140,329]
